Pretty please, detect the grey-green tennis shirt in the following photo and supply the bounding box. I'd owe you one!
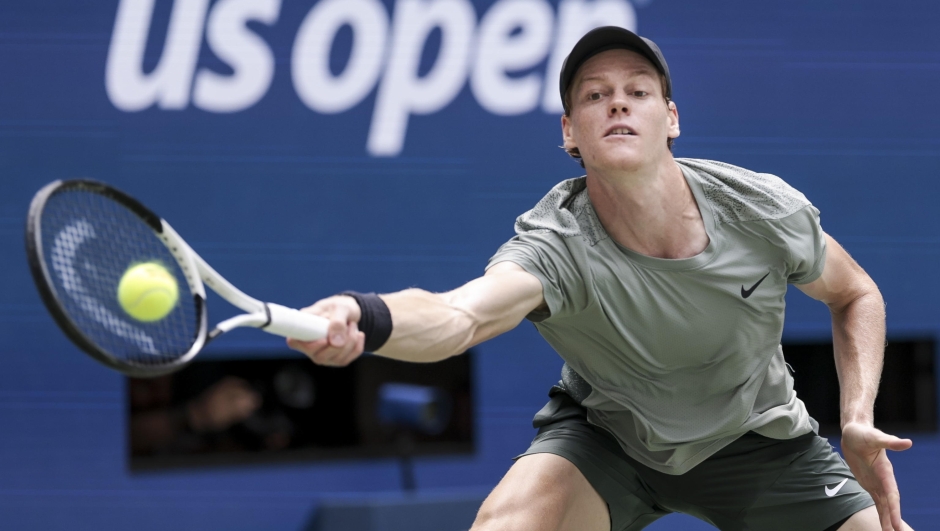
[487,158,827,475]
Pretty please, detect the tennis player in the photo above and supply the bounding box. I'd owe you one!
[288,27,913,531]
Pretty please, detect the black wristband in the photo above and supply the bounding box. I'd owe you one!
[339,291,393,352]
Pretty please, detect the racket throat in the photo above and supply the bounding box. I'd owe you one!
[207,303,327,343]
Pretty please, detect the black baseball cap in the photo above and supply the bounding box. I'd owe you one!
[559,26,672,112]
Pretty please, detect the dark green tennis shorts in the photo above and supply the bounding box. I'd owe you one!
[518,392,874,531]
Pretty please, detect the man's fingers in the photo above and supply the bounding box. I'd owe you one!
[874,480,903,531]
[327,325,363,366]
[327,307,351,346]
[889,491,904,531]
[875,497,892,531]
[286,337,328,355]
[882,469,903,531]
[287,338,340,367]
[288,333,363,367]
[871,453,903,531]
[349,331,365,363]
[871,491,901,531]
[881,511,893,531]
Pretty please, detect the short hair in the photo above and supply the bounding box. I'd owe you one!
[562,71,675,168]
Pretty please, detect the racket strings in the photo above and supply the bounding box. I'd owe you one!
[40,188,199,367]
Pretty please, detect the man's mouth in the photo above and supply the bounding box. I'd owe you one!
[605,126,636,137]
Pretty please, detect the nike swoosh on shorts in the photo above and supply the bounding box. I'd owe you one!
[825,478,849,497]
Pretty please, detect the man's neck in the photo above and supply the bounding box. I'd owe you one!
[585,157,710,259]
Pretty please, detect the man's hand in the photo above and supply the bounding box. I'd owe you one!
[286,295,365,367]
[840,422,913,531]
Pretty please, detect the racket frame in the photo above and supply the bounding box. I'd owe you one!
[26,179,328,378]
[26,180,209,377]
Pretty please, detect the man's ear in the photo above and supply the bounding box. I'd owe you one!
[562,114,577,150]
[667,100,680,140]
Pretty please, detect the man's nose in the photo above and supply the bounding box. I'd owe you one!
[609,92,629,115]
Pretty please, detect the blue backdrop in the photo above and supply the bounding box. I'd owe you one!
[1,0,938,529]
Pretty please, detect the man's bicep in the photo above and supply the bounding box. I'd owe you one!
[485,260,548,313]
[444,261,546,345]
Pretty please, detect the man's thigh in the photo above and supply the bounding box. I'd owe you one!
[471,453,610,531]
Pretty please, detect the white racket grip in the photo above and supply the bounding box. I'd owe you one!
[263,303,329,341]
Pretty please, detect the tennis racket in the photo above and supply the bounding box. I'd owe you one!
[25,179,329,378]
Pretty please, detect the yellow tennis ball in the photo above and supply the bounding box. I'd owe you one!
[117,262,179,322]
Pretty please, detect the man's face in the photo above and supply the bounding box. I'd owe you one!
[562,48,679,173]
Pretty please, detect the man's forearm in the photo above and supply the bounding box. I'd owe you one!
[375,288,479,363]
[831,287,885,428]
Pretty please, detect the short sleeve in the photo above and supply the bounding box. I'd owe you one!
[486,231,584,321]
[781,205,827,284]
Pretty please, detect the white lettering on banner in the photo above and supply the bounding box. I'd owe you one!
[541,0,636,113]
[292,0,389,114]
[106,0,209,111]
[471,0,553,115]
[192,0,281,112]
[368,0,476,156]
[104,0,642,154]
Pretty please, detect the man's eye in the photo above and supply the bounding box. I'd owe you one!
[589,92,602,101]
[633,91,648,97]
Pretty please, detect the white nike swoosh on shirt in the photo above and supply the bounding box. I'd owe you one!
[825,478,849,497]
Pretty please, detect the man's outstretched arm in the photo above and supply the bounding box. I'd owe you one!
[797,233,913,531]
[286,261,545,366]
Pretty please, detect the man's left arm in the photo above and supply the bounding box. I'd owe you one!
[797,233,913,531]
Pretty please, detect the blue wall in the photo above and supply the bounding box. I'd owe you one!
[1,0,938,529]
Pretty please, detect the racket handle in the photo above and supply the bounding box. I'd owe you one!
[263,303,329,341]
